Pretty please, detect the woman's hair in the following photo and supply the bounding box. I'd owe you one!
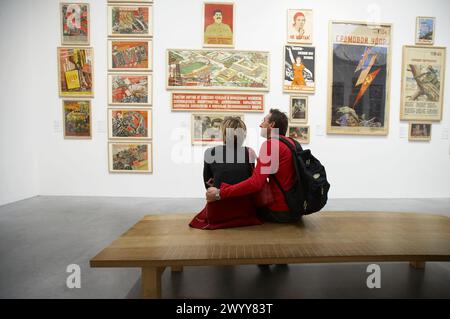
[221,116,247,146]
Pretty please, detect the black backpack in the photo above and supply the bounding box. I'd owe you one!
[271,136,330,216]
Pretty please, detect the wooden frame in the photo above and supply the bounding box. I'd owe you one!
[415,17,435,45]
[166,49,269,91]
[408,122,432,141]
[202,2,235,48]
[57,47,94,97]
[108,73,152,106]
[108,107,152,140]
[289,96,308,123]
[288,124,310,144]
[399,45,446,122]
[286,9,313,44]
[108,39,152,71]
[171,92,264,112]
[283,45,315,94]
[107,3,153,38]
[108,142,153,173]
[191,113,244,145]
[62,99,92,139]
[327,21,392,135]
[60,3,90,45]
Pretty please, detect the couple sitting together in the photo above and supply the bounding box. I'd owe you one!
[190,109,300,230]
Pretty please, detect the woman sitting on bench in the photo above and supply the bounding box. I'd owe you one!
[189,117,262,229]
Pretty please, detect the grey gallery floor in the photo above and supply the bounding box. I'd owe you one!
[0,196,449,299]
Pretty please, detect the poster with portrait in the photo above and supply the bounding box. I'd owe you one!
[108,4,152,37]
[288,125,309,144]
[63,100,91,139]
[109,142,152,173]
[400,46,446,122]
[167,49,269,91]
[287,9,313,44]
[57,47,94,97]
[191,113,244,145]
[408,122,432,141]
[203,2,234,48]
[60,3,90,45]
[283,45,315,93]
[327,21,391,135]
[108,39,152,71]
[108,108,152,139]
[108,73,151,105]
[415,17,435,45]
[289,96,308,123]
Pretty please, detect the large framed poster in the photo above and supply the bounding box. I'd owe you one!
[283,45,315,93]
[167,49,269,91]
[327,21,392,135]
[400,46,446,122]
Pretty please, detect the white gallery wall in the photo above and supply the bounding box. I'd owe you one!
[1,0,449,206]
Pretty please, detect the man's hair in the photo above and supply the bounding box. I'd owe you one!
[221,116,246,146]
[269,108,288,136]
[214,9,222,15]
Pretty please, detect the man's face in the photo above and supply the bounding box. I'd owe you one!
[259,113,273,138]
[213,12,223,24]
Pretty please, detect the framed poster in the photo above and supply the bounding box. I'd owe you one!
[203,2,235,48]
[191,113,244,145]
[108,73,152,105]
[63,100,91,139]
[409,122,431,141]
[57,47,94,97]
[109,142,152,173]
[108,39,152,71]
[108,0,152,2]
[171,92,264,112]
[283,45,315,93]
[287,9,313,44]
[400,46,446,121]
[108,108,152,139]
[60,3,90,45]
[289,96,308,123]
[107,4,152,37]
[288,125,310,144]
[167,49,269,91]
[327,21,391,135]
[415,17,435,45]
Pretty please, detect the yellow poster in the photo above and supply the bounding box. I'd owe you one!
[65,70,81,90]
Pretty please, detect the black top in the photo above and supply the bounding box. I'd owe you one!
[203,145,256,189]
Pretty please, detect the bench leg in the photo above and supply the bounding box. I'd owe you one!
[409,261,426,269]
[171,266,183,272]
[141,267,165,299]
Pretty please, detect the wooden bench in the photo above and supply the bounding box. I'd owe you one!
[90,212,450,298]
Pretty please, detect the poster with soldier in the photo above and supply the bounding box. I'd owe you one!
[191,113,244,145]
[400,46,446,121]
[327,21,391,135]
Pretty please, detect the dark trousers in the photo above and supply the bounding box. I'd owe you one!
[257,207,301,223]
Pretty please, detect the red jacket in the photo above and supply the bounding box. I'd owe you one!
[220,136,296,212]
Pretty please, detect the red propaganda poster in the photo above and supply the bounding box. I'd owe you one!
[203,2,234,47]
[172,93,264,112]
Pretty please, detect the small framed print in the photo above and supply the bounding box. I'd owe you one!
[409,122,431,141]
[287,9,313,44]
[288,125,310,144]
[63,100,91,139]
[60,3,90,45]
[415,17,435,45]
[108,4,152,37]
[109,142,152,173]
[191,113,244,145]
[289,96,308,123]
[203,2,235,48]
[57,47,94,97]
[108,73,152,106]
[108,39,152,71]
[108,107,152,140]
[283,45,315,94]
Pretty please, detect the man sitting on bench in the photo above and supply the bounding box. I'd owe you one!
[206,109,299,223]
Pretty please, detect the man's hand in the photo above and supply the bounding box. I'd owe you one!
[206,187,218,202]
